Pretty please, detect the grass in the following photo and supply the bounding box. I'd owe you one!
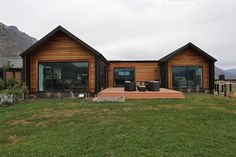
[0,93,236,157]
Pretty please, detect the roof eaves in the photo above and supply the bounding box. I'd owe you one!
[20,26,109,64]
[159,42,217,62]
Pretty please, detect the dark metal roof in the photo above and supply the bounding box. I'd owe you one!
[109,60,159,63]
[20,25,108,64]
[159,42,217,63]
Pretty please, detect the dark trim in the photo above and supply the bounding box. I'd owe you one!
[23,55,30,88]
[20,25,109,64]
[109,60,159,63]
[0,68,6,81]
[5,68,22,71]
[164,62,168,88]
[95,57,98,94]
[159,42,217,63]
[209,61,215,93]
[94,57,109,93]
[100,60,108,90]
[160,62,168,88]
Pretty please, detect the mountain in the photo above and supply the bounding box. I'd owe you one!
[215,66,236,79]
[0,22,37,57]
[226,68,236,76]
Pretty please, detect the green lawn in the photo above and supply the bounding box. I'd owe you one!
[0,94,236,157]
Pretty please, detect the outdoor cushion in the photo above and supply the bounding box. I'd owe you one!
[124,81,136,91]
[147,81,160,91]
[138,85,146,92]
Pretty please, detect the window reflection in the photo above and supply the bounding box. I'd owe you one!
[172,66,203,91]
[38,62,88,92]
[114,68,135,86]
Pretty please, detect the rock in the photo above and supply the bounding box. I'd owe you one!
[92,97,125,103]
[0,94,16,104]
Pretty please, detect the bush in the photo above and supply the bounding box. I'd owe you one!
[5,78,21,89]
[0,78,28,101]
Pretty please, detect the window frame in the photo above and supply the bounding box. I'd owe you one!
[113,67,135,87]
[172,65,203,90]
[38,61,89,92]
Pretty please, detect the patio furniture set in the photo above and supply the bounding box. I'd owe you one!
[124,81,160,92]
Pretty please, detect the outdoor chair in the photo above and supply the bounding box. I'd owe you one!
[124,81,136,91]
[147,81,160,91]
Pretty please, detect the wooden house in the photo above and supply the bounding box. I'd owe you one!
[20,26,217,97]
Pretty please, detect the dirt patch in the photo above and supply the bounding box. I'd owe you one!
[209,106,236,114]
[122,106,160,111]
[159,104,191,110]
[8,108,94,127]
[140,106,160,110]
[7,107,130,126]
[98,115,131,124]
[122,107,134,111]
[9,135,19,144]
[58,102,81,106]
[0,134,20,145]
[67,102,80,106]
[32,108,93,126]
[122,104,190,112]
[10,119,33,125]
[91,108,125,124]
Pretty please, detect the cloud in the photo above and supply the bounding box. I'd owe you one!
[0,0,235,69]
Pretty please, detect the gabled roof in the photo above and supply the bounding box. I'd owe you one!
[159,42,217,63]
[109,60,159,63]
[20,25,108,64]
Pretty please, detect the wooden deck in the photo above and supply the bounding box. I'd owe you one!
[98,87,185,99]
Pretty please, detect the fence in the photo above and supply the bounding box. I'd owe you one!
[4,68,23,85]
[214,81,236,97]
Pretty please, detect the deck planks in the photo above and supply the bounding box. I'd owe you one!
[98,87,185,99]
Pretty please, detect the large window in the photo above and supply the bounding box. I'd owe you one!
[172,66,203,90]
[114,68,135,86]
[38,62,89,92]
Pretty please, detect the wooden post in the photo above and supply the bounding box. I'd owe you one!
[224,84,227,97]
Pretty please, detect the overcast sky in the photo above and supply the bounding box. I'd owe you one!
[0,0,235,69]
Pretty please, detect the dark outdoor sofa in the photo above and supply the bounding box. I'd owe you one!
[147,81,160,91]
[124,81,136,91]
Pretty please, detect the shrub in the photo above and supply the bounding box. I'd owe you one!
[5,78,20,89]
[1,78,28,101]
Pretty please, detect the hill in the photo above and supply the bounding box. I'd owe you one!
[215,66,236,79]
[0,22,37,57]
[226,68,236,76]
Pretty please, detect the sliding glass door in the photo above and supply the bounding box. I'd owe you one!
[172,66,203,90]
[38,62,88,92]
[114,68,135,86]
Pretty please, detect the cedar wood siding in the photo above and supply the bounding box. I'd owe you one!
[167,47,210,90]
[5,70,23,85]
[20,26,216,94]
[108,62,159,87]
[29,31,96,93]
